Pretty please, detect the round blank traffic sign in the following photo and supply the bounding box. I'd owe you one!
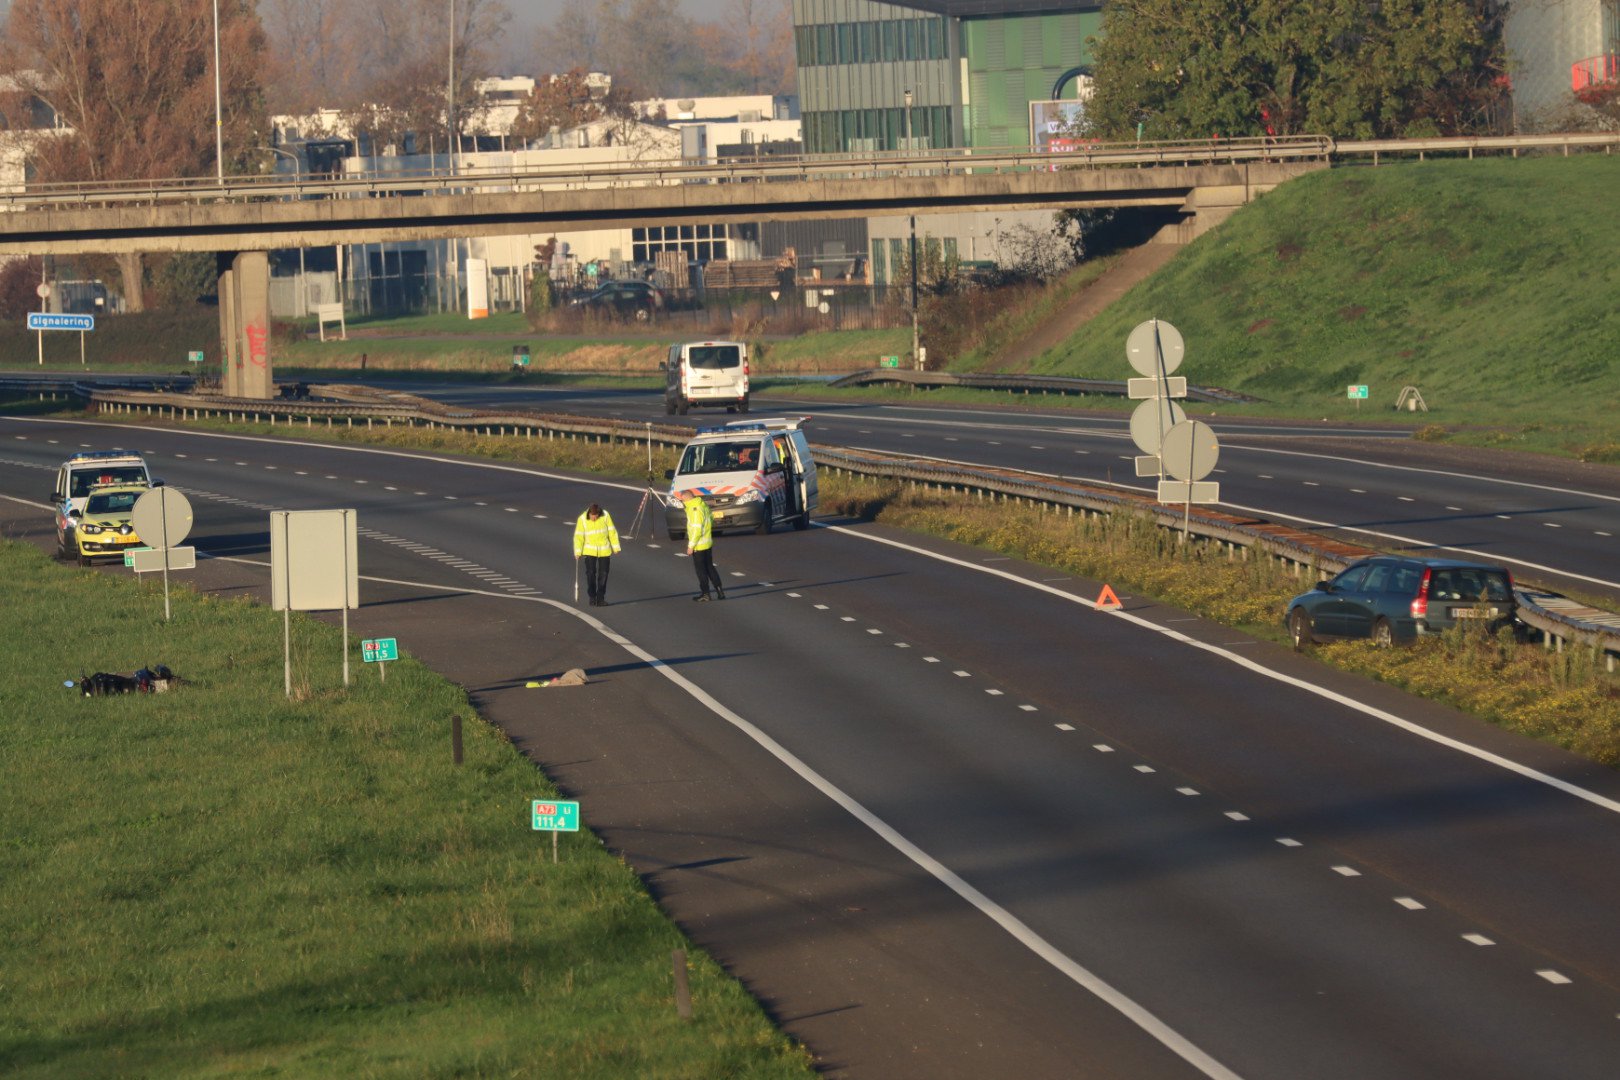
[1161,420,1220,481]
[131,487,193,549]
[1125,319,1184,378]
[1129,398,1186,455]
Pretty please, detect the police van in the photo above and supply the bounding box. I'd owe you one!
[51,450,156,557]
[665,417,818,539]
[662,340,749,415]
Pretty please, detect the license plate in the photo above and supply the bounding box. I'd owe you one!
[1452,608,1496,619]
[713,511,728,520]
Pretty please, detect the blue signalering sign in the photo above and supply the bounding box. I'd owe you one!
[28,313,95,331]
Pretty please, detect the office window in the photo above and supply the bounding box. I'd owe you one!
[903,19,919,60]
[795,26,815,66]
[859,22,876,63]
[816,25,834,64]
[881,20,899,61]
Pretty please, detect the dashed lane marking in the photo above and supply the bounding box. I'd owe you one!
[1395,897,1426,911]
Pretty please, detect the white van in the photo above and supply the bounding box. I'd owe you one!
[663,340,749,415]
[665,418,818,538]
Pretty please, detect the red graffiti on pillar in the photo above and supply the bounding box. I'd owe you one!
[246,322,269,369]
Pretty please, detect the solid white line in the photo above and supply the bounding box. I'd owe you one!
[825,524,1620,817]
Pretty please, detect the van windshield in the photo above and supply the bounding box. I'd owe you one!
[688,345,741,370]
[678,441,760,475]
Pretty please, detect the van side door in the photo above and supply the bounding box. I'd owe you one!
[789,431,817,512]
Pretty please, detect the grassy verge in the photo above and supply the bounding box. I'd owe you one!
[0,541,812,1079]
[56,402,1620,769]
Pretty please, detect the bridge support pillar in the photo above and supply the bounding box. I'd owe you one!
[217,250,273,400]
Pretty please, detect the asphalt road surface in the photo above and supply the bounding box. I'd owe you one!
[361,378,1620,605]
[7,412,1620,1079]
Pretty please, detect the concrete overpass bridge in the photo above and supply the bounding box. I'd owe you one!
[0,134,1358,396]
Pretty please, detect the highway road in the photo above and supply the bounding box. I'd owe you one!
[361,378,1620,605]
[7,411,1620,1078]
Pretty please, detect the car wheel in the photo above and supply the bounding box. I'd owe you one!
[756,507,772,535]
[1372,617,1395,648]
[793,511,810,531]
[633,307,651,323]
[738,396,750,413]
[78,550,92,568]
[1288,609,1313,651]
[665,398,676,416]
[676,398,688,416]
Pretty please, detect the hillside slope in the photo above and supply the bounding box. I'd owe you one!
[1029,156,1620,425]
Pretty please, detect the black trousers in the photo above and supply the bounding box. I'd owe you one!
[691,547,723,596]
[582,555,611,601]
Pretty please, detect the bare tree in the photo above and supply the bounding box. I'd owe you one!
[0,0,269,311]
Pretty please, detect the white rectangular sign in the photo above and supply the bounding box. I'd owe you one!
[1158,481,1220,503]
[270,509,359,611]
[1135,455,1162,477]
[130,546,196,573]
[1128,376,1187,399]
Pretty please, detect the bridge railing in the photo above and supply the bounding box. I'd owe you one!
[0,135,1333,210]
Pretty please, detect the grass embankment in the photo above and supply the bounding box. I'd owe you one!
[1020,155,1620,461]
[0,541,813,1078]
[58,401,1620,768]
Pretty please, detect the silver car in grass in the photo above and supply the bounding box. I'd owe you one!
[1286,555,1518,649]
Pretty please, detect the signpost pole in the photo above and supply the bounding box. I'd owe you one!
[80,329,86,368]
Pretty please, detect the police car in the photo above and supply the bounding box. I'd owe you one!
[52,450,154,558]
[665,418,818,539]
[63,483,149,565]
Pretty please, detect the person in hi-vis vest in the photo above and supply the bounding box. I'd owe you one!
[573,503,621,607]
[682,492,725,602]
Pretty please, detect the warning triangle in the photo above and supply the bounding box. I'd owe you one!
[1095,584,1122,610]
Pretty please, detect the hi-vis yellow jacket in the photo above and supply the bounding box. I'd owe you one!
[573,510,621,557]
[683,495,714,551]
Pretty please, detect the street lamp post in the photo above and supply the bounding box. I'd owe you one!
[213,0,223,184]
[266,147,307,312]
[904,89,920,370]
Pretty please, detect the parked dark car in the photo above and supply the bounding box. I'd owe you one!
[568,280,665,321]
[1286,555,1517,648]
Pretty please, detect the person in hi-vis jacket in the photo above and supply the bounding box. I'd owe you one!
[681,492,725,601]
[573,503,621,607]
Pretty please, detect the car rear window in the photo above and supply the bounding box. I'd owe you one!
[688,345,741,370]
[1430,568,1512,602]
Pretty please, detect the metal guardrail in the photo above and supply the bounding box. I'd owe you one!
[829,368,1259,404]
[31,378,1612,666]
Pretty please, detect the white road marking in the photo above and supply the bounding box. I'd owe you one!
[1598,531,1612,537]
[505,507,519,512]
[1445,505,1462,511]
[823,525,1620,816]
[1134,765,1155,774]
[1544,522,1561,528]
[1276,838,1302,847]
[985,688,1003,695]
[923,656,940,663]
[1018,704,1037,712]
[787,592,802,597]
[1225,812,1249,822]
[895,642,911,648]
[1093,744,1113,752]
[1462,934,1495,946]
[953,670,971,677]
[1258,474,1272,479]
[1537,970,1572,985]
[1394,897,1426,911]
[815,604,829,610]
[1303,481,1319,487]
[1350,488,1366,493]
[867,628,883,635]
[1331,866,1361,877]
[1055,723,1075,731]
[1177,787,1199,796]
[840,616,855,622]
